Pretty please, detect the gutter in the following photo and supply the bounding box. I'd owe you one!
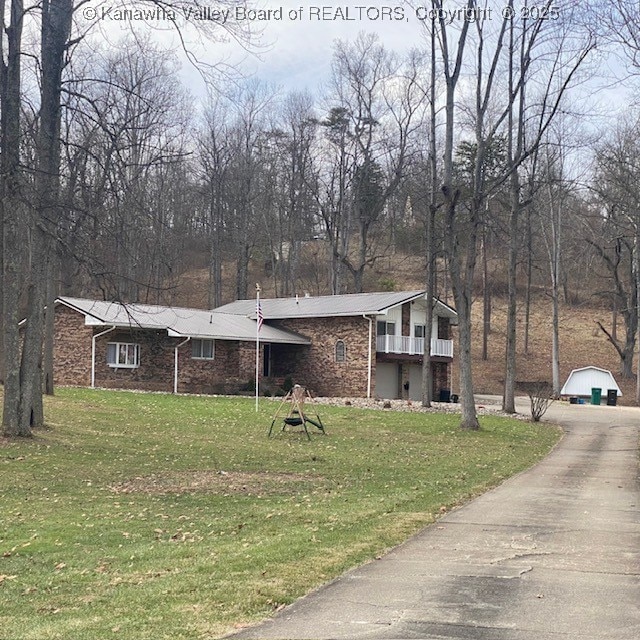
[92,326,117,388]
[174,337,191,394]
[363,314,373,398]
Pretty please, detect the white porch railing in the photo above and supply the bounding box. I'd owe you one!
[376,335,454,358]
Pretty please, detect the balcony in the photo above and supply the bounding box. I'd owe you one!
[376,335,454,358]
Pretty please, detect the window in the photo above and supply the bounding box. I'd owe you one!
[414,324,426,338]
[192,339,215,360]
[335,340,346,363]
[376,321,396,336]
[107,342,140,368]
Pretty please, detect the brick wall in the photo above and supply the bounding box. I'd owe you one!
[402,303,411,336]
[433,361,450,396]
[438,316,451,340]
[275,316,374,397]
[96,334,254,395]
[94,329,175,392]
[53,304,93,387]
[177,340,243,394]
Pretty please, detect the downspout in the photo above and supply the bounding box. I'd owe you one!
[363,314,373,398]
[92,326,117,388]
[174,337,191,394]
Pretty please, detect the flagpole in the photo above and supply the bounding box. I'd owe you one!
[255,283,261,412]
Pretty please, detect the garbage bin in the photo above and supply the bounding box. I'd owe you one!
[606,389,618,406]
[439,388,451,403]
[591,387,602,405]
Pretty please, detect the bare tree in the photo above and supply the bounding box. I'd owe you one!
[1,0,25,435]
[321,34,425,293]
[499,2,594,413]
[589,115,640,383]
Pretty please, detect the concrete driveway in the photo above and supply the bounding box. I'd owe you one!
[229,400,640,640]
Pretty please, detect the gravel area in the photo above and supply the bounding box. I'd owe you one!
[310,395,531,419]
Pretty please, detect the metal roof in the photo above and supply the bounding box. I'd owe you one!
[215,291,457,320]
[57,297,310,345]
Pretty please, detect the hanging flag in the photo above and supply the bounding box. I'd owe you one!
[257,300,264,332]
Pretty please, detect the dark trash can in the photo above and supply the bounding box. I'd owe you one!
[569,396,578,405]
[439,388,451,403]
[591,387,602,405]
[606,389,618,406]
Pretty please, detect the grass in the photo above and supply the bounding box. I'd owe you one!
[0,388,561,639]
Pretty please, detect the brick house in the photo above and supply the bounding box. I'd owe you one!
[53,291,457,399]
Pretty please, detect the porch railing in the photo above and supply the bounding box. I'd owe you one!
[376,335,453,358]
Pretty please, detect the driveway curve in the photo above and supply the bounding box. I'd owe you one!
[229,400,640,640]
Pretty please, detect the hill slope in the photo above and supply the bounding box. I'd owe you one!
[465,294,635,404]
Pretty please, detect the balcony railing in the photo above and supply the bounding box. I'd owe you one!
[376,336,453,358]
[376,335,454,358]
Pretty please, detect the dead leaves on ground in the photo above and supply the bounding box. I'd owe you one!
[109,470,322,497]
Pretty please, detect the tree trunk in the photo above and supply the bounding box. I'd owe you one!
[481,225,490,361]
[19,0,73,430]
[422,25,438,408]
[503,176,519,414]
[636,226,640,404]
[549,184,562,397]
[502,13,525,415]
[1,0,26,436]
[43,251,58,395]
[523,208,532,355]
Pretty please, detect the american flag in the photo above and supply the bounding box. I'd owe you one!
[257,300,264,332]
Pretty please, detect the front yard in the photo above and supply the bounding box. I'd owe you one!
[0,389,561,639]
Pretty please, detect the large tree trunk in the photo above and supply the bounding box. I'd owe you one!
[422,22,438,408]
[1,0,26,436]
[43,253,58,395]
[19,0,73,430]
[503,173,520,414]
[437,3,478,430]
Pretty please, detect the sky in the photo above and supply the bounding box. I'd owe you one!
[212,1,428,92]
[81,0,636,120]
[82,0,432,97]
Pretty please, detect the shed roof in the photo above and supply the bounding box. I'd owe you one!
[57,297,310,345]
[215,291,458,321]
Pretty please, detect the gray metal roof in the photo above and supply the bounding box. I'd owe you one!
[215,291,458,321]
[57,297,310,345]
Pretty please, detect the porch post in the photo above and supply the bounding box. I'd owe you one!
[91,326,116,388]
[174,337,191,394]
[364,314,373,398]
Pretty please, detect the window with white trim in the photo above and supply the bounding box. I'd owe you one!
[191,338,215,360]
[107,342,140,368]
[376,321,396,336]
[335,340,346,363]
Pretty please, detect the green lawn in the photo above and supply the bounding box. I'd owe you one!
[0,389,561,639]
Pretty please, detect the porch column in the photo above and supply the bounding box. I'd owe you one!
[174,337,191,394]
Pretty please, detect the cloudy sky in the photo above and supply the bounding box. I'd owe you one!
[84,1,431,96]
[214,1,428,92]
[83,0,633,116]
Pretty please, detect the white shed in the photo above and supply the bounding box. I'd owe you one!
[560,366,622,397]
